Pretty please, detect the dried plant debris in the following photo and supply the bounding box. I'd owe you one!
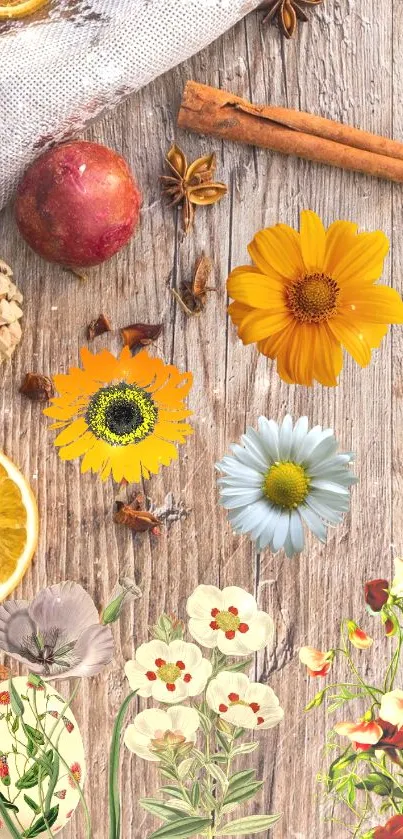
[161,144,227,234]
[87,313,111,341]
[259,0,324,38]
[121,323,163,351]
[149,492,191,526]
[114,495,162,535]
[0,260,23,363]
[172,255,214,316]
[20,372,55,402]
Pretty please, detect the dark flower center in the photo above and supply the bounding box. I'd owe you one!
[286,273,340,323]
[86,383,158,446]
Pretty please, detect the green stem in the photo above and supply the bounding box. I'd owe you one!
[37,767,53,839]
[108,691,137,839]
[31,688,92,839]
[0,798,24,839]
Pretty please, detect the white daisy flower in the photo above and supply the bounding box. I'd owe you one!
[206,671,283,730]
[216,414,357,558]
[124,705,200,762]
[186,585,273,656]
[124,639,212,704]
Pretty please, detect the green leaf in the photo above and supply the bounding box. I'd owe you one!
[216,730,231,754]
[177,758,195,780]
[11,717,19,734]
[221,659,254,674]
[210,753,228,764]
[355,773,393,796]
[231,742,259,758]
[215,814,282,836]
[206,763,228,791]
[9,679,24,717]
[23,724,45,746]
[26,740,38,759]
[0,792,19,812]
[223,780,263,806]
[228,770,256,791]
[148,816,212,839]
[22,806,59,837]
[160,787,188,802]
[15,765,40,790]
[23,795,40,815]
[108,690,137,839]
[190,782,200,808]
[45,750,60,812]
[327,752,356,789]
[140,799,189,821]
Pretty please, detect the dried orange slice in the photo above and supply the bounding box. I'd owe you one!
[0,451,38,600]
[0,0,48,19]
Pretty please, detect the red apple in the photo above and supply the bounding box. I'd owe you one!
[15,140,142,267]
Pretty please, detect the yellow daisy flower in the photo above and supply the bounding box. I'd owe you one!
[227,210,403,387]
[44,347,193,483]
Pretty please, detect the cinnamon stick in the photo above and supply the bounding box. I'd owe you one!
[178,81,403,184]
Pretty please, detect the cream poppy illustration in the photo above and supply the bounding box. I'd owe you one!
[186,585,274,655]
[206,671,284,730]
[124,706,200,762]
[124,639,212,702]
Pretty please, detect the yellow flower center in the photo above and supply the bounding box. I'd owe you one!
[157,663,182,683]
[263,461,310,508]
[215,611,241,632]
[287,273,339,323]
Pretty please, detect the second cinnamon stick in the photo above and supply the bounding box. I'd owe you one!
[178,81,403,185]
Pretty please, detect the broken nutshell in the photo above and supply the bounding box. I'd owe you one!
[121,322,163,351]
[161,144,227,235]
[87,313,112,341]
[20,372,55,402]
[172,254,215,316]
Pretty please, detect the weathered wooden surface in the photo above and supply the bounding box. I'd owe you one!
[0,2,400,837]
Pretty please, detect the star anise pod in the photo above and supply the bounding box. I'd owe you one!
[259,0,324,39]
[161,144,227,234]
[172,254,215,317]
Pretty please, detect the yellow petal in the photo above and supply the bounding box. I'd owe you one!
[257,322,297,359]
[248,224,304,280]
[331,230,389,286]
[300,210,326,273]
[80,347,121,384]
[227,268,285,308]
[228,301,253,327]
[237,308,292,343]
[135,436,178,475]
[154,420,193,443]
[328,317,371,367]
[323,220,358,275]
[54,417,89,447]
[312,324,343,387]
[80,440,111,476]
[341,285,403,324]
[58,431,96,461]
[280,322,316,386]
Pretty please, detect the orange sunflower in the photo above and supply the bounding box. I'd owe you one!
[44,347,193,483]
[227,210,403,386]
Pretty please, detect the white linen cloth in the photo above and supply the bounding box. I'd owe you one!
[0,0,260,210]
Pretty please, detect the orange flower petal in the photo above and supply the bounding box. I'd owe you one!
[300,210,326,273]
[227,268,285,308]
[154,420,193,443]
[312,323,343,387]
[54,418,89,448]
[328,317,372,367]
[323,220,358,275]
[80,347,121,384]
[237,308,292,344]
[331,230,389,286]
[58,431,96,461]
[248,224,304,280]
[341,285,403,324]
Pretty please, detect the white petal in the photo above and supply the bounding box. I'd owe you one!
[256,507,282,551]
[133,708,170,737]
[295,425,324,462]
[222,587,257,619]
[282,530,295,558]
[224,704,257,729]
[187,658,212,698]
[304,434,338,468]
[167,706,200,738]
[124,660,152,696]
[135,640,170,669]
[228,505,255,533]
[290,416,309,459]
[306,496,343,524]
[278,414,293,460]
[217,633,251,656]
[257,417,280,461]
[218,474,264,488]
[206,672,249,713]
[186,585,223,619]
[169,640,202,669]
[124,725,159,761]
[216,456,262,481]
[230,442,266,473]
[188,619,218,649]
[257,705,284,729]
[299,506,328,543]
[151,678,188,704]
[219,488,264,509]
[289,509,305,554]
[242,612,274,652]
[309,479,349,495]
[271,511,291,553]
[243,428,269,465]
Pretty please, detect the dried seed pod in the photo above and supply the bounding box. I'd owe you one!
[20,372,55,402]
[121,323,163,351]
[87,313,111,341]
[172,255,215,316]
[188,182,228,205]
[114,502,162,534]
[166,144,187,179]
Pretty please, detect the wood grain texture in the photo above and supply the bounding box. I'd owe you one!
[0,1,400,837]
